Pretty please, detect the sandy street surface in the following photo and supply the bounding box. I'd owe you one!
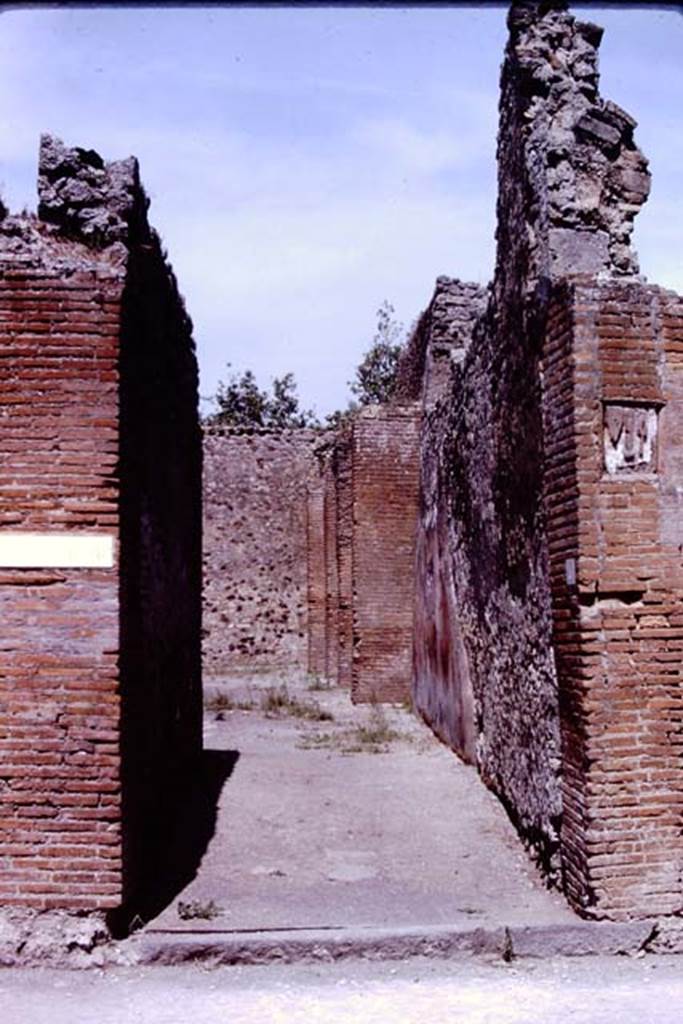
[2,955,683,1024]
[147,673,573,936]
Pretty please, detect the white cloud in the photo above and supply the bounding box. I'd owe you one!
[0,4,680,417]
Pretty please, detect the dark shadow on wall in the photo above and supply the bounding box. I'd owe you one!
[122,748,239,932]
[113,216,204,937]
[110,749,238,936]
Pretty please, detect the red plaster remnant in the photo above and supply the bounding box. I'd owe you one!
[0,135,202,918]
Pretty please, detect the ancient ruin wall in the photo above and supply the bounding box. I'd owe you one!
[116,188,203,918]
[0,247,124,911]
[351,404,421,704]
[414,2,652,875]
[203,428,324,677]
[543,281,683,922]
[411,284,485,764]
[332,428,353,688]
[0,136,202,915]
[395,277,487,409]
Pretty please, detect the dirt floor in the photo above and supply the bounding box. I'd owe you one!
[145,671,575,936]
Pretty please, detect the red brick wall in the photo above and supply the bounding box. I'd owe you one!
[306,472,327,678]
[323,462,340,684]
[0,223,202,919]
[350,405,421,703]
[0,263,124,910]
[333,431,353,688]
[543,280,683,919]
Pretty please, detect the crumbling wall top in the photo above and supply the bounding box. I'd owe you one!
[499,0,651,285]
[394,277,488,406]
[37,134,150,249]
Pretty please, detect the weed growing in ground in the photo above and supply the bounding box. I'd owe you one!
[261,685,334,722]
[204,692,254,714]
[298,704,407,754]
[177,899,222,921]
[306,673,332,692]
[351,703,403,751]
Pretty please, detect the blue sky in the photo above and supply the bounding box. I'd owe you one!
[0,4,680,416]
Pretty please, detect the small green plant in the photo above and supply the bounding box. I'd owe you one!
[204,692,254,714]
[177,899,222,921]
[306,673,332,692]
[297,731,338,751]
[261,685,333,722]
[298,705,408,755]
[353,703,403,750]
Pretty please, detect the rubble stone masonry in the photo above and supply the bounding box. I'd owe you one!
[411,0,666,900]
[202,428,323,678]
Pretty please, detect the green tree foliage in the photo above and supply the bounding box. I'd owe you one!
[207,301,405,431]
[207,365,318,429]
[349,300,405,406]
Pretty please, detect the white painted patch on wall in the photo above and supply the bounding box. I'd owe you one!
[565,557,577,587]
[604,404,658,474]
[0,533,115,568]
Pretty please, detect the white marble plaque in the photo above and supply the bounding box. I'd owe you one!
[604,404,658,475]
[0,533,115,568]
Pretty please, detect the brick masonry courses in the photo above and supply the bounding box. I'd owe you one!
[0,136,202,920]
[543,280,683,923]
[0,258,124,912]
[349,405,421,704]
[2,0,682,938]
[411,0,683,923]
[203,411,421,706]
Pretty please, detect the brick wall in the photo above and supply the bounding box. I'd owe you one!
[411,2,656,885]
[0,137,202,918]
[543,280,683,920]
[350,405,421,703]
[323,460,340,685]
[333,430,353,688]
[306,467,327,679]
[0,260,124,910]
[203,428,323,678]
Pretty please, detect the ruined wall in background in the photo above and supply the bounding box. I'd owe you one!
[543,280,683,924]
[351,405,421,704]
[332,429,353,689]
[411,283,485,764]
[203,428,324,677]
[395,277,487,409]
[0,135,202,918]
